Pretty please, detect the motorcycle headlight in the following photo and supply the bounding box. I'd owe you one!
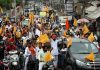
[12,62,18,66]
[76,60,91,68]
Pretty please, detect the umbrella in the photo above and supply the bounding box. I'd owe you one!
[77,18,89,23]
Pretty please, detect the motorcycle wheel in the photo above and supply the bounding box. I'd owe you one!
[65,65,73,70]
[10,65,20,70]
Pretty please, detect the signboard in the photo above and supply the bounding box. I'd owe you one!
[65,3,74,13]
[39,12,46,17]
[22,19,29,26]
[59,16,72,25]
[64,0,74,15]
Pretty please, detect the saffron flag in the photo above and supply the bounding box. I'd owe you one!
[85,52,95,62]
[66,19,70,30]
[0,27,2,35]
[44,51,54,62]
[13,26,17,34]
[38,34,49,43]
[82,25,89,34]
[29,12,34,23]
[15,31,22,38]
[67,37,72,48]
[42,6,49,12]
[88,33,95,42]
[73,18,78,26]
[0,6,3,13]
[5,16,9,21]
[63,31,67,37]
[45,6,49,12]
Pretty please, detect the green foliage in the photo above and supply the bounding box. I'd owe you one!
[0,0,21,9]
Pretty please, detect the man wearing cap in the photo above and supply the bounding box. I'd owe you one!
[50,34,62,69]
[6,37,16,52]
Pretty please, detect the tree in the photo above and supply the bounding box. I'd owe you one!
[0,0,21,10]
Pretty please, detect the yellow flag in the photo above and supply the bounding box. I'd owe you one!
[45,6,49,12]
[63,31,67,37]
[13,26,17,34]
[29,12,34,23]
[50,14,54,20]
[88,33,95,42]
[15,31,22,38]
[67,37,72,48]
[5,16,9,21]
[73,18,78,26]
[0,6,3,13]
[44,51,54,62]
[0,27,2,35]
[85,52,95,62]
[42,6,48,12]
[82,25,89,34]
[38,34,49,43]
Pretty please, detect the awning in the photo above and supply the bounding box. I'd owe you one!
[86,7,100,19]
[85,6,97,12]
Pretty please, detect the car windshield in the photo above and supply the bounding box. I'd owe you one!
[90,43,98,53]
[70,42,98,54]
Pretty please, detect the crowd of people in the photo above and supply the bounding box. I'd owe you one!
[0,4,100,70]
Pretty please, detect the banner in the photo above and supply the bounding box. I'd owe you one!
[39,12,46,17]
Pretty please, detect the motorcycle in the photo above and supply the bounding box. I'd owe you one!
[27,55,39,70]
[8,50,20,70]
[42,60,54,70]
[3,58,10,70]
[19,51,25,70]
[0,60,4,70]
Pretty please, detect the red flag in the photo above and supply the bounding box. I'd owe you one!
[66,18,70,30]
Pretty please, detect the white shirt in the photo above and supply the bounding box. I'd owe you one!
[74,35,79,38]
[51,39,62,56]
[5,25,12,30]
[21,36,29,46]
[35,46,40,59]
[24,47,31,57]
[28,32,33,39]
[38,49,46,61]
[35,28,41,37]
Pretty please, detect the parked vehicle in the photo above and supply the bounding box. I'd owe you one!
[63,38,100,70]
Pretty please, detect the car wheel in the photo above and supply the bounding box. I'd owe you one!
[65,65,73,70]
